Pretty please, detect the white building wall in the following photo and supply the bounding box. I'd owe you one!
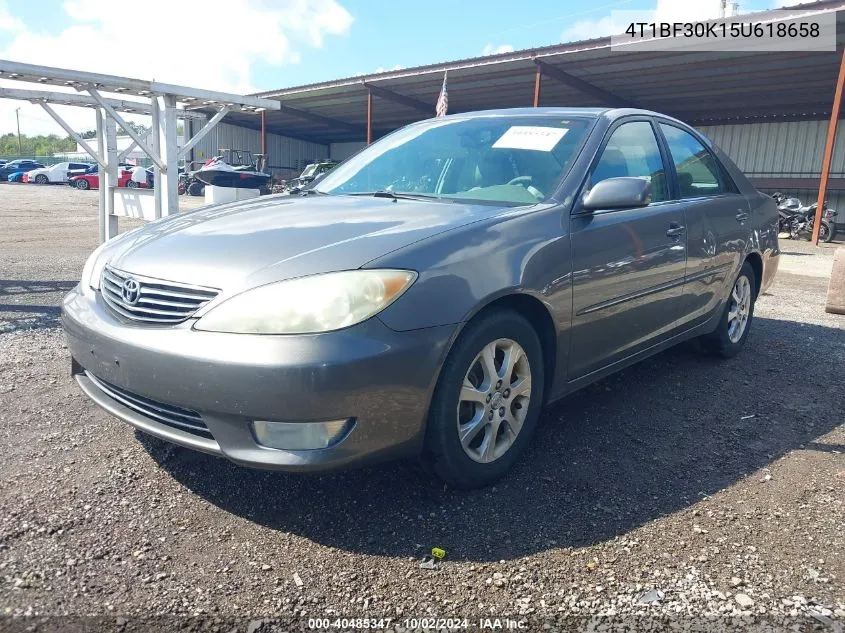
[329,141,366,161]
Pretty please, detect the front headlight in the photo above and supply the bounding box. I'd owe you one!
[79,241,112,296]
[194,269,417,334]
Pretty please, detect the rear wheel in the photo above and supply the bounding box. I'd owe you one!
[34,174,48,184]
[188,181,205,196]
[701,261,756,358]
[819,220,835,243]
[424,309,544,489]
[126,179,138,189]
[75,179,89,190]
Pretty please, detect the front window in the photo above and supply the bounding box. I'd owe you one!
[316,115,594,205]
[590,121,668,203]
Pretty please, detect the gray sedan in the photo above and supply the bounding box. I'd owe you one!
[62,107,779,489]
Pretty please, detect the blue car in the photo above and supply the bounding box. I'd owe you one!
[7,171,26,182]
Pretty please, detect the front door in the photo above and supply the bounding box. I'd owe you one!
[568,119,688,380]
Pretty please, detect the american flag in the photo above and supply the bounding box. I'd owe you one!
[435,71,448,117]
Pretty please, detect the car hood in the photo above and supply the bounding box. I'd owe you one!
[107,194,503,291]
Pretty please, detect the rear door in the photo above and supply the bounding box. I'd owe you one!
[568,118,688,380]
[656,122,748,327]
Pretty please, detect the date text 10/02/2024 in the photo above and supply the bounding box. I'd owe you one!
[624,21,820,39]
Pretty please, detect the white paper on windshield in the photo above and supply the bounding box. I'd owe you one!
[492,126,568,151]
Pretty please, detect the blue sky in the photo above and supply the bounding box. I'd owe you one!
[0,0,792,134]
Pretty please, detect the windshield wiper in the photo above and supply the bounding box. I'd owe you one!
[299,188,329,196]
[347,190,440,201]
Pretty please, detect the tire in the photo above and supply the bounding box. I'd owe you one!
[34,174,48,184]
[424,309,545,489]
[701,261,757,358]
[820,220,835,243]
[126,179,138,189]
[188,182,205,196]
[75,179,89,190]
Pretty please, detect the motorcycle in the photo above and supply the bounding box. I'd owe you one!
[772,192,837,243]
[178,162,206,197]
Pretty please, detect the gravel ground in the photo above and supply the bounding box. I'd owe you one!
[0,183,843,632]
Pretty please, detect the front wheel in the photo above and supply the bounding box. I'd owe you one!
[126,179,138,189]
[75,179,89,190]
[701,261,757,358]
[34,174,48,184]
[424,309,545,489]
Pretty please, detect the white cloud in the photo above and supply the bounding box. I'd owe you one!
[654,0,722,22]
[0,0,353,137]
[561,0,725,43]
[561,16,625,42]
[373,64,403,74]
[482,43,515,56]
[0,0,24,32]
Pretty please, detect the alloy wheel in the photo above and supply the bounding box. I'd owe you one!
[727,275,752,343]
[456,338,532,464]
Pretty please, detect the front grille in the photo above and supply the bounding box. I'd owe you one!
[101,265,219,324]
[86,372,213,439]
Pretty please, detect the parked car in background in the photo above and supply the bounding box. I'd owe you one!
[0,160,44,180]
[7,171,27,182]
[64,107,779,489]
[0,159,7,167]
[69,168,146,190]
[27,162,93,184]
[67,163,133,180]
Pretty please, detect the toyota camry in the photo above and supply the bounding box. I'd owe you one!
[62,107,779,488]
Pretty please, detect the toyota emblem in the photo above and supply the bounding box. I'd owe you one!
[121,278,141,305]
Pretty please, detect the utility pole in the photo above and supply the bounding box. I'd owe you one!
[15,107,22,155]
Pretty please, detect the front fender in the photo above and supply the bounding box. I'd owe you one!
[368,204,572,333]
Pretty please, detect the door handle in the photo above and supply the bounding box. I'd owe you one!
[666,225,686,237]
[735,211,749,222]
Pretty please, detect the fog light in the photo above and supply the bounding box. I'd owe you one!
[251,418,354,451]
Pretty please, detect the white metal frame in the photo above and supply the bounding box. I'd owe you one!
[0,60,279,242]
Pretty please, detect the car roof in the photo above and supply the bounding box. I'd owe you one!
[437,106,688,125]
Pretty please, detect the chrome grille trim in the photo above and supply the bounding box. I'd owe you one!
[101,265,219,324]
[86,372,213,439]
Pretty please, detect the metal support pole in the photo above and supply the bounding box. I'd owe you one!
[533,67,542,107]
[151,96,163,220]
[96,108,106,244]
[86,86,166,171]
[814,47,845,244]
[261,110,266,155]
[36,100,105,167]
[103,114,119,240]
[15,107,22,154]
[177,107,230,159]
[161,94,179,216]
[366,89,373,145]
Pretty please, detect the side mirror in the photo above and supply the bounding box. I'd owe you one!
[582,177,651,211]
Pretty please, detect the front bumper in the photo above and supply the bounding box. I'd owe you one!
[62,285,456,471]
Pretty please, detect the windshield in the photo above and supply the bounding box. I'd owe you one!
[315,115,594,205]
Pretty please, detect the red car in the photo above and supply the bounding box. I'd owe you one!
[69,169,146,190]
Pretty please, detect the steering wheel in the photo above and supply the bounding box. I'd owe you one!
[506,176,532,187]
